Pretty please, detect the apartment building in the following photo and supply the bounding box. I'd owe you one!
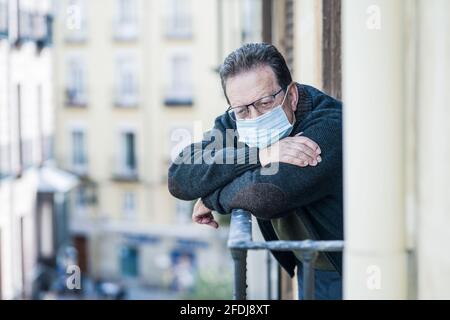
[53,0,265,294]
[0,0,79,300]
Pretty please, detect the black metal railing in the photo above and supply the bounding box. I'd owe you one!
[227,209,344,300]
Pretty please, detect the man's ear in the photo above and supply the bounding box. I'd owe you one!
[288,83,298,112]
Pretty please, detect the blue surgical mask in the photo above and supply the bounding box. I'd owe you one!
[236,93,294,149]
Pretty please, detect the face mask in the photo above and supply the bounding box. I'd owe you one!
[236,90,294,149]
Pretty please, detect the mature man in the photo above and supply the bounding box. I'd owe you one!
[168,43,343,300]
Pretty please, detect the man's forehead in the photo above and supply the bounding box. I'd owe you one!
[226,65,278,106]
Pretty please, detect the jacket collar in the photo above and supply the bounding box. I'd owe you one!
[293,83,313,130]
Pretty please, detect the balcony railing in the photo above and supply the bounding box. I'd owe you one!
[114,93,139,108]
[111,162,139,182]
[113,21,138,41]
[227,209,344,300]
[15,12,53,47]
[65,89,87,108]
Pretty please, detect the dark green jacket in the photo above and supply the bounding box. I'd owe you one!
[168,83,343,277]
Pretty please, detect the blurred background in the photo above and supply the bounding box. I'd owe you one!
[0,0,449,300]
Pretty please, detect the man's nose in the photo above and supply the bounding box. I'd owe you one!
[248,105,263,119]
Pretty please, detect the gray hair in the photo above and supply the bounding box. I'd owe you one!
[219,43,293,104]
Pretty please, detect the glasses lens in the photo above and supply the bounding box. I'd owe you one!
[230,106,249,120]
[254,96,276,112]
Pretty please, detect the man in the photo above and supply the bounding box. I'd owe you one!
[168,43,343,300]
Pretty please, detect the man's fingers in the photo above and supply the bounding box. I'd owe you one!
[280,155,310,167]
[207,220,219,229]
[282,148,316,166]
[291,136,321,154]
[196,216,219,229]
[193,205,211,217]
[285,142,318,160]
[193,212,211,223]
[193,212,219,229]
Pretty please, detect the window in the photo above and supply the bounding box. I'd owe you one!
[71,128,87,174]
[16,84,23,172]
[120,245,138,278]
[66,55,87,106]
[0,0,8,38]
[65,0,87,42]
[117,0,137,25]
[75,186,88,216]
[114,0,138,40]
[18,85,34,169]
[166,0,192,38]
[115,130,138,180]
[0,144,10,179]
[123,192,136,219]
[165,52,193,106]
[18,4,33,42]
[40,202,54,258]
[115,54,138,107]
[114,0,138,41]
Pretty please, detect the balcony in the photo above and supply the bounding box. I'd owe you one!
[34,14,53,49]
[114,93,139,109]
[0,1,7,39]
[0,26,6,39]
[65,89,87,108]
[112,168,139,182]
[65,30,88,44]
[113,21,138,42]
[15,12,53,47]
[0,21,7,39]
[111,163,139,182]
[228,209,344,300]
[70,163,89,178]
[164,87,193,107]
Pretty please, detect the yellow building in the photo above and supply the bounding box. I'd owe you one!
[53,0,262,294]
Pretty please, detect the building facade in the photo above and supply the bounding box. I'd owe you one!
[0,0,79,300]
[53,0,262,295]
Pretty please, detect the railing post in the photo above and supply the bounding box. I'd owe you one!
[228,210,252,300]
[231,248,248,300]
[277,264,282,300]
[266,251,272,300]
[227,209,344,300]
[299,251,318,300]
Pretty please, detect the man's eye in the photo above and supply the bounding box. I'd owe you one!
[256,102,271,109]
[236,108,247,115]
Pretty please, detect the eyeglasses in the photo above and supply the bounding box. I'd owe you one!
[227,87,285,121]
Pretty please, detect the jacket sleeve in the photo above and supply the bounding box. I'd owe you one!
[202,109,342,219]
[168,114,261,201]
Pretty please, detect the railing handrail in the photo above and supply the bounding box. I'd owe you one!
[227,209,344,300]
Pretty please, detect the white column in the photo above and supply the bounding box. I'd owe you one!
[342,0,407,299]
[416,0,450,299]
[293,0,323,89]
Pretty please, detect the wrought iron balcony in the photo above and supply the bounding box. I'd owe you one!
[227,209,344,300]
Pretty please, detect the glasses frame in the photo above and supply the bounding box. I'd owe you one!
[227,87,286,120]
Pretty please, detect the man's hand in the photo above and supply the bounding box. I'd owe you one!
[192,199,219,229]
[259,134,322,168]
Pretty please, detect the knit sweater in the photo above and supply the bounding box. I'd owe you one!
[168,83,344,277]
